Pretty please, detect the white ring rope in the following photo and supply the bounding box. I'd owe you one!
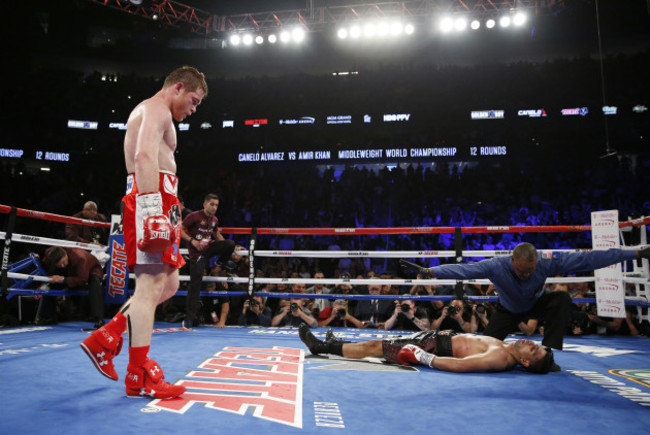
[249,249,539,258]
[4,218,647,301]
[225,247,647,258]
[3,231,645,260]
[0,232,107,252]
[112,274,646,287]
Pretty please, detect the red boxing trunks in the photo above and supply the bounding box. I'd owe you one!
[122,170,185,271]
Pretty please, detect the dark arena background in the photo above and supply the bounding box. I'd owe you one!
[1,1,649,433]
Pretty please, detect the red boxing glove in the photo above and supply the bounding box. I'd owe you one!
[136,192,172,253]
[397,344,436,367]
[138,215,173,253]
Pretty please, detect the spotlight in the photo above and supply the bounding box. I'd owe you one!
[337,28,348,39]
[350,25,361,39]
[486,19,496,29]
[363,23,376,38]
[513,13,527,26]
[404,23,415,35]
[292,27,305,42]
[280,30,291,42]
[242,34,253,45]
[229,34,241,46]
[440,17,454,33]
[268,34,277,43]
[377,22,390,37]
[390,21,403,36]
[255,35,264,44]
[454,18,467,32]
[499,16,511,27]
[470,20,481,30]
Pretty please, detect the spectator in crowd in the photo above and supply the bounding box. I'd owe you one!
[472,302,491,332]
[318,299,364,328]
[384,299,430,331]
[261,281,281,316]
[380,274,398,296]
[38,246,105,328]
[431,300,474,333]
[306,271,332,318]
[65,201,108,244]
[238,294,272,327]
[332,273,359,313]
[518,315,542,336]
[354,283,393,328]
[271,298,318,328]
[587,307,641,336]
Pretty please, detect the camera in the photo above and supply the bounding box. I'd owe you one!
[400,303,411,312]
[585,304,597,315]
[290,302,299,312]
[475,303,486,314]
[336,308,346,318]
[248,298,259,308]
[448,305,460,315]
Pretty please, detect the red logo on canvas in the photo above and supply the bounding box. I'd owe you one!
[149,346,304,427]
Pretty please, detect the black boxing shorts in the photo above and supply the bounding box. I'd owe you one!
[382,330,456,364]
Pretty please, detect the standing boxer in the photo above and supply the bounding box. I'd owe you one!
[81,66,207,399]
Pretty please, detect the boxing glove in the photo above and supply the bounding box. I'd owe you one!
[397,344,436,367]
[137,192,172,253]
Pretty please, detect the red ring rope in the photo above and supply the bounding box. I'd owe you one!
[1,203,648,235]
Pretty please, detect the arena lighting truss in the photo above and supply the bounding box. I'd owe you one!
[85,0,547,42]
[86,0,215,35]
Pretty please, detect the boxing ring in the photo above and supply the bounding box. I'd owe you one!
[1,204,650,434]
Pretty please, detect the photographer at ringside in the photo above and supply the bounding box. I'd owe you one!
[431,300,475,333]
[384,299,429,331]
[271,298,318,328]
[237,294,272,327]
[318,299,364,328]
[432,300,491,333]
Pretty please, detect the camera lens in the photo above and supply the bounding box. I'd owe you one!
[336,308,346,317]
[290,303,299,312]
[448,305,459,315]
[475,304,486,314]
[400,303,411,312]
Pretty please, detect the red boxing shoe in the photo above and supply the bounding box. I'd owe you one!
[80,326,124,381]
[125,359,185,399]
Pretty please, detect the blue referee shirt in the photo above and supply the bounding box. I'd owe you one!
[432,249,637,313]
